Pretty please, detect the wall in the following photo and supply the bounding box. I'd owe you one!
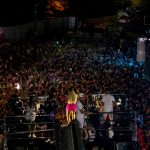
[1,17,75,42]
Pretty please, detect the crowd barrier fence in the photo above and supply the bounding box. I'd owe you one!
[1,93,149,150]
[1,111,140,150]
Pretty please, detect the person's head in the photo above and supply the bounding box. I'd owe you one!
[39,104,44,111]
[105,88,110,94]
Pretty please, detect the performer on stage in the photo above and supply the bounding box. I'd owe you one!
[101,89,119,123]
[66,87,78,124]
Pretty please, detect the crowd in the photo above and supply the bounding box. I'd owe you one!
[0,32,150,149]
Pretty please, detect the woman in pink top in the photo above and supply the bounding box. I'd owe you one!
[66,87,78,124]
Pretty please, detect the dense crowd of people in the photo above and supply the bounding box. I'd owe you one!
[0,32,150,149]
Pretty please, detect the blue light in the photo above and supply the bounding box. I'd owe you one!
[139,62,144,67]
[129,62,134,67]
[129,59,134,67]
[134,73,138,78]
[142,73,145,79]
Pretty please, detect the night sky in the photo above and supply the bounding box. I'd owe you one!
[0,0,35,26]
[0,0,118,26]
[0,0,150,26]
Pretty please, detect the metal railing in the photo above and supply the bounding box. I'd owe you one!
[3,114,55,150]
[1,94,149,150]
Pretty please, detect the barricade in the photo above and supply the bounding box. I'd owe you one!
[83,111,137,150]
[1,93,149,150]
[3,113,76,150]
[3,114,55,150]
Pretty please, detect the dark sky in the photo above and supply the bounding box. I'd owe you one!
[0,0,149,26]
[0,0,118,26]
[0,0,35,26]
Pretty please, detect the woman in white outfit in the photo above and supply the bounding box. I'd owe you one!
[25,96,38,138]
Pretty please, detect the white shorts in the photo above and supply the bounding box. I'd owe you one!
[77,118,86,129]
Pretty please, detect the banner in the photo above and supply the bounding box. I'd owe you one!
[137,37,146,63]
